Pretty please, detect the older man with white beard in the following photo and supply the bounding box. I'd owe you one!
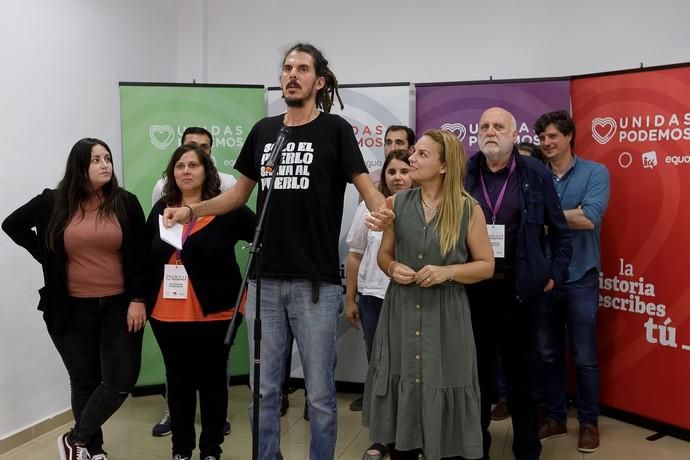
[464,107,572,460]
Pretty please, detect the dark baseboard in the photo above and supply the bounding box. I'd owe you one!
[599,404,690,442]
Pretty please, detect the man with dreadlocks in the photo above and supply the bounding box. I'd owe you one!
[164,43,391,459]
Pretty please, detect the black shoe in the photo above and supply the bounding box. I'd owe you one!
[57,432,90,460]
[491,400,510,421]
[349,396,363,412]
[152,411,172,437]
[223,419,231,436]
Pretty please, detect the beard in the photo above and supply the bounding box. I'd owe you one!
[481,143,514,167]
[283,80,317,107]
[284,95,306,107]
[480,142,500,156]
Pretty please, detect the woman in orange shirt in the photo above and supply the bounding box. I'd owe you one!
[146,143,256,460]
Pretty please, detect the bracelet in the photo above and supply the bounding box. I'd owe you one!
[387,261,397,277]
[447,267,454,282]
[184,204,194,220]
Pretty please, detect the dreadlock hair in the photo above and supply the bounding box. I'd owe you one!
[283,43,344,113]
[422,129,474,257]
[46,138,126,250]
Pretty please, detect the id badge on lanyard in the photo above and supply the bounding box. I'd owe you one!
[163,264,188,299]
[487,224,505,258]
[162,217,196,299]
[480,157,515,259]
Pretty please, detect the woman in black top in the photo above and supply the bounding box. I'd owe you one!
[3,138,147,460]
[146,143,256,460]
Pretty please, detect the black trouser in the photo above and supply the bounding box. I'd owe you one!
[151,318,231,458]
[467,279,542,460]
[49,294,143,453]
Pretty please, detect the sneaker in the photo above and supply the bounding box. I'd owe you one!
[349,395,363,412]
[578,423,600,453]
[202,456,219,460]
[172,455,191,460]
[539,419,567,441]
[280,393,290,416]
[57,432,91,460]
[491,400,510,421]
[152,411,172,437]
[223,419,231,436]
[91,455,108,460]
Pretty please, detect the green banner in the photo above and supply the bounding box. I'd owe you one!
[119,83,265,386]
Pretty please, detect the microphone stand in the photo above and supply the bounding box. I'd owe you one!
[225,125,289,460]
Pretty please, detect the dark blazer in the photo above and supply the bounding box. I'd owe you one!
[146,199,256,316]
[465,149,572,300]
[2,188,148,333]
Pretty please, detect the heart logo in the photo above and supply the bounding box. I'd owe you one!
[441,122,467,141]
[149,125,175,150]
[591,117,617,144]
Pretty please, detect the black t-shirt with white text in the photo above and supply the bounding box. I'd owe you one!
[235,112,368,284]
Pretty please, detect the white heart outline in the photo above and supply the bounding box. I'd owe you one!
[591,117,617,145]
[441,122,467,141]
[149,125,175,150]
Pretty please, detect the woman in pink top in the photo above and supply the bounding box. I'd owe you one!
[3,138,148,460]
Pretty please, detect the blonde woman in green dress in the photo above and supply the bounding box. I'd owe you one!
[363,129,494,460]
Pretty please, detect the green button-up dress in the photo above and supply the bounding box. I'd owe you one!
[362,188,482,460]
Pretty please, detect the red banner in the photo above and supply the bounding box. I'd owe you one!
[572,66,690,429]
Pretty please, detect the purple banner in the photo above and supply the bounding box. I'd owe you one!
[416,80,571,155]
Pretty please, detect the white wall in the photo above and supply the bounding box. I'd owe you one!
[0,0,179,439]
[204,0,690,86]
[2,0,690,442]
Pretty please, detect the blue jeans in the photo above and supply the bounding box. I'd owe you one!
[358,294,383,361]
[538,268,600,426]
[245,278,342,460]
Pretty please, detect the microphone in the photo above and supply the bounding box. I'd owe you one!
[264,125,290,174]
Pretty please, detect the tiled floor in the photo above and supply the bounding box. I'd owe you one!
[2,385,689,459]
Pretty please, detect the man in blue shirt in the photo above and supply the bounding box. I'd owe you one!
[534,111,610,454]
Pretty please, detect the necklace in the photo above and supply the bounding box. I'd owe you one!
[421,197,438,220]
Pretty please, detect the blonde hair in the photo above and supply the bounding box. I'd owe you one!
[423,129,474,256]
